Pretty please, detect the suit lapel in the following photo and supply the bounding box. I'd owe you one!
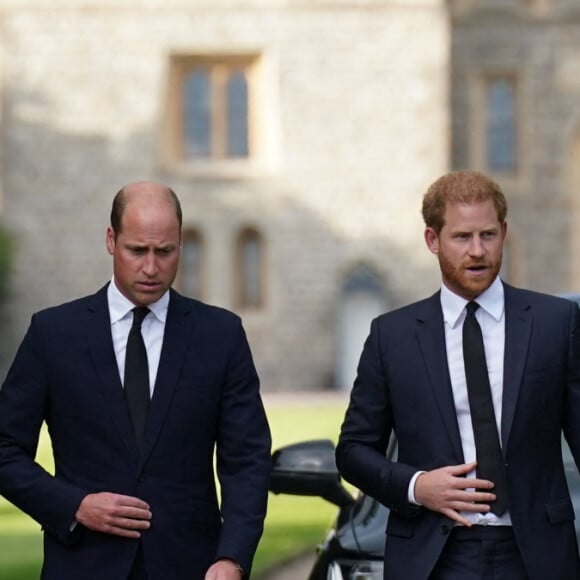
[139,290,194,466]
[415,293,464,462]
[86,285,140,460]
[501,284,532,448]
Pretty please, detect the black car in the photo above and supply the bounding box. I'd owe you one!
[270,437,580,580]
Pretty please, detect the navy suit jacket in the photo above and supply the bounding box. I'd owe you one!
[336,283,580,580]
[0,285,271,579]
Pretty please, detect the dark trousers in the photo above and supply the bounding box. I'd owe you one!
[127,544,148,580]
[429,526,528,580]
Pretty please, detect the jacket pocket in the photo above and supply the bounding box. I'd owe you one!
[386,513,416,538]
[546,499,575,524]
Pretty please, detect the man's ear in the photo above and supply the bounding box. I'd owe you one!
[424,227,439,255]
[106,226,116,256]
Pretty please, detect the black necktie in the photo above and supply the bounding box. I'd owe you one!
[463,301,508,515]
[124,307,150,443]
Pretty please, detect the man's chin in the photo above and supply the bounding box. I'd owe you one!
[133,288,164,306]
[461,277,494,299]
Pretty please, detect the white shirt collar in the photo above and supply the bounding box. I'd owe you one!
[107,277,170,324]
[440,276,504,329]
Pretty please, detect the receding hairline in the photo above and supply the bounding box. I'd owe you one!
[110,181,183,234]
[118,181,175,206]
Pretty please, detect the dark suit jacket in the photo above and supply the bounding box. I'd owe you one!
[336,283,580,580]
[0,285,271,579]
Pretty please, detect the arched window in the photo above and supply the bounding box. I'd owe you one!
[178,229,203,299]
[335,264,387,390]
[236,227,264,309]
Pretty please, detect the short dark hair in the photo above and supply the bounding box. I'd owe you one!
[421,170,507,233]
[110,185,183,236]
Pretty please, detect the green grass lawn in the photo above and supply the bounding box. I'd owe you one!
[0,508,43,580]
[254,395,349,576]
[0,393,350,578]
[0,423,53,580]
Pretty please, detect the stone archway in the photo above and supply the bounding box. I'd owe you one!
[335,264,388,391]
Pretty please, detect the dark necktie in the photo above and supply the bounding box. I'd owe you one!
[463,301,508,515]
[124,306,150,444]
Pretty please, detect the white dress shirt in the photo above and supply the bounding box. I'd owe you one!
[410,276,512,526]
[107,278,169,397]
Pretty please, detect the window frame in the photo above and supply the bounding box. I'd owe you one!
[484,75,518,174]
[469,70,525,184]
[165,53,264,174]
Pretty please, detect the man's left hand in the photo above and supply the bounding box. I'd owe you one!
[204,559,243,579]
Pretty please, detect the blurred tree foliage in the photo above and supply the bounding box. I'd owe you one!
[0,222,13,299]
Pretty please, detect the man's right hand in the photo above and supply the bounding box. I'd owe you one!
[414,461,496,526]
[75,492,152,538]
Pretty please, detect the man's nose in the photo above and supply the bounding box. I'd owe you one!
[469,237,485,257]
[142,253,159,275]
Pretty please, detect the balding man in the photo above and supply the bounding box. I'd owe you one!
[0,181,271,580]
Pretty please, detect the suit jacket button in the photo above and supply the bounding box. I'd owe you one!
[138,476,146,483]
[441,524,450,535]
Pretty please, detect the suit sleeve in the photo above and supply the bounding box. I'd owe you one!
[562,302,580,469]
[0,315,87,544]
[212,318,272,576]
[336,317,419,515]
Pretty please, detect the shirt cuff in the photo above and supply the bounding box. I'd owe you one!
[408,470,426,505]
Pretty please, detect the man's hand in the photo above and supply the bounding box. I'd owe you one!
[205,559,243,580]
[414,461,496,526]
[75,492,152,538]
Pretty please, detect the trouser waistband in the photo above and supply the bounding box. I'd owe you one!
[450,525,514,541]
